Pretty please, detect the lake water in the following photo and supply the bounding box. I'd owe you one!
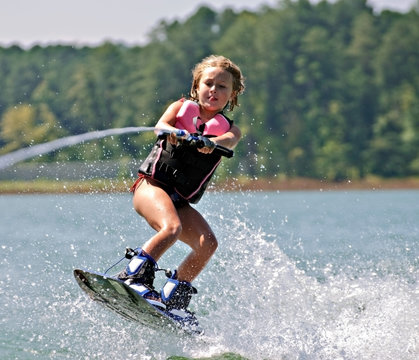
[0,190,418,360]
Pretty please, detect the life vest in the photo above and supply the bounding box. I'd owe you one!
[174,100,232,136]
[138,100,233,204]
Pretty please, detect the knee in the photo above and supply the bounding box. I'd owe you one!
[162,221,182,241]
[202,233,218,256]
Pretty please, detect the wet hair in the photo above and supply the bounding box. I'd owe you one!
[189,55,245,111]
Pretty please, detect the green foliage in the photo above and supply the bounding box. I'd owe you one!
[0,0,418,180]
[0,103,64,154]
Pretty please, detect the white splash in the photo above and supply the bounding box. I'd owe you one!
[0,126,157,170]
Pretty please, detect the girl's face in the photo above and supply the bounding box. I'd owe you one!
[196,67,235,114]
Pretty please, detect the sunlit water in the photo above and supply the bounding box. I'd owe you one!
[1,190,418,360]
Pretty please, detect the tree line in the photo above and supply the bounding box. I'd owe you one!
[1,0,418,181]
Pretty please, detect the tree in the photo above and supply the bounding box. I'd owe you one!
[370,12,419,176]
[0,103,63,153]
[0,0,419,179]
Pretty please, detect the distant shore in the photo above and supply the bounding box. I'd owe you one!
[224,177,419,191]
[1,177,419,194]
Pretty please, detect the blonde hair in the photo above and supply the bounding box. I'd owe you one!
[189,55,245,111]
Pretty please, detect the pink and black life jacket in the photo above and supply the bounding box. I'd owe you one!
[138,99,233,204]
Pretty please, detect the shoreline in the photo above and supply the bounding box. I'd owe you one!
[1,177,419,194]
[223,177,419,191]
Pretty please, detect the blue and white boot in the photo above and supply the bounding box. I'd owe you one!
[117,248,164,309]
[161,271,197,312]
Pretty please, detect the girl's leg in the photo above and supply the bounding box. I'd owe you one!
[132,178,182,261]
[175,205,218,283]
[133,177,217,283]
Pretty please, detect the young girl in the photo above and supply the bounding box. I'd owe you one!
[118,55,245,312]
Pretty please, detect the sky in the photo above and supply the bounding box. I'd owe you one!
[0,0,417,48]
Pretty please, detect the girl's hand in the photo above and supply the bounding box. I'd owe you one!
[168,129,189,145]
[196,136,216,154]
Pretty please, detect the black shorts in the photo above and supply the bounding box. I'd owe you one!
[130,174,188,209]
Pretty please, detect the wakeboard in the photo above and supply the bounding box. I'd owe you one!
[73,269,203,335]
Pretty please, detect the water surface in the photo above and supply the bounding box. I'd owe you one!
[1,190,418,359]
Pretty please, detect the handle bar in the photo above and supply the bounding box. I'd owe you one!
[157,129,234,158]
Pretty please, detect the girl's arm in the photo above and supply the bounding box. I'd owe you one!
[211,124,241,150]
[154,100,187,145]
[155,100,241,151]
[155,100,184,131]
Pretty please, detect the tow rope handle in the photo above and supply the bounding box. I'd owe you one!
[157,129,234,158]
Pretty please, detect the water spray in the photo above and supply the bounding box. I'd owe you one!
[0,126,233,171]
[0,127,158,170]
